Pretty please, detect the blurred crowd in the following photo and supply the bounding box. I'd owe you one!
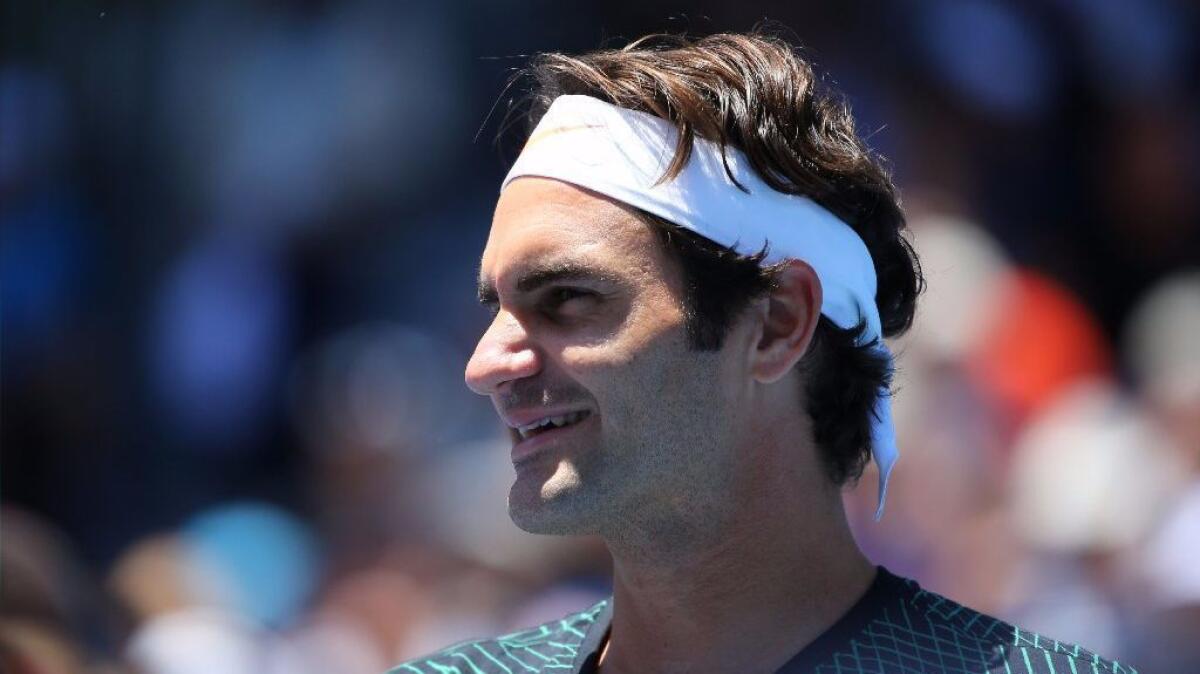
[2,1,1198,673]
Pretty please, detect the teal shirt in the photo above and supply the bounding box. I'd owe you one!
[389,567,1137,674]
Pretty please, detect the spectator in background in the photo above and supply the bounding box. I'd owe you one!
[1123,271,1200,672]
[1,507,131,674]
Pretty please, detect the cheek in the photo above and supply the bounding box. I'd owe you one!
[559,289,687,369]
[554,284,707,422]
[579,333,723,436]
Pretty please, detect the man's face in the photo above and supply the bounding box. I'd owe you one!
[466,178,751,536]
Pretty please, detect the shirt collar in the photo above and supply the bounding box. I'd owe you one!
[571,598,613,673]
[566,567,904,673]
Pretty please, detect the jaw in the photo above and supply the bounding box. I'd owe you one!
[507,430,609,536]
[508,457,600,536]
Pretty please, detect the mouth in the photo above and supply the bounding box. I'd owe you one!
[515,410,591,439]
[509,410,593,464]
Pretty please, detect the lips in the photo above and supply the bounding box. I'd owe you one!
[509,410,594,465]
[515,410,591,439]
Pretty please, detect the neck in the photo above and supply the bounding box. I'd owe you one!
[597,441,875,674]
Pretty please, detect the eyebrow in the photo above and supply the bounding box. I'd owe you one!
[477,261,614,307]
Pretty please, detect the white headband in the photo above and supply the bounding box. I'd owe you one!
[501,95,897,520]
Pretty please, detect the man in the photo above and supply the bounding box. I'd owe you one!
[391,33,1135,674]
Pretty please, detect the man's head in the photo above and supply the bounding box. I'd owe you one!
[466,32,923,537]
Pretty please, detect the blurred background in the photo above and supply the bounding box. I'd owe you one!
[2,1,1198,672]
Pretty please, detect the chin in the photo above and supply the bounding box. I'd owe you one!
[507,464,601,536]
[508,499,599,536]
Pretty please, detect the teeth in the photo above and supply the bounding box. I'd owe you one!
[516,411,588,439]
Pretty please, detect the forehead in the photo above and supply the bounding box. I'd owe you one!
[481,177,666,285]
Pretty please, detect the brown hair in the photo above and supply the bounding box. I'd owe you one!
[515,32,924,486]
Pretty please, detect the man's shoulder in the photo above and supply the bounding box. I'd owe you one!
[846,573,1138,674]
[386,599,609,674]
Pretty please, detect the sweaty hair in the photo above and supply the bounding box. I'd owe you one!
[516,32,924,487]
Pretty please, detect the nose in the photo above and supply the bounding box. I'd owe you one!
[465,313,541,395]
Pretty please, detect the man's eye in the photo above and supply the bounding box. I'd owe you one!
[544,287,597,312]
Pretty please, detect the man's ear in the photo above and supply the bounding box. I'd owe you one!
[751,260,822,384]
